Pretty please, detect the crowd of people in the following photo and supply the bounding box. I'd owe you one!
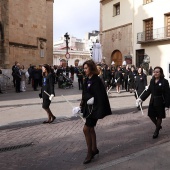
[3,60,170,164]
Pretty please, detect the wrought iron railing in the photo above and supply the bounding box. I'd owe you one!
[137,26,170,43]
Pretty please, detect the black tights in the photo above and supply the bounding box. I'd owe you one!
[83,125,97,159]
[44,108,55,121]
[149,116,162,129]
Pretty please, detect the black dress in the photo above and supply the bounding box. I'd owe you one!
[114,70,123,85]
[81,75,112,127]
[141,78,170,118]
[135,73,147,98]
[41,73,55,109]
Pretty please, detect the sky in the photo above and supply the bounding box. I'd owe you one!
[53,0,100,42]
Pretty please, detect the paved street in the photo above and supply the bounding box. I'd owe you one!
[0,79,170,170]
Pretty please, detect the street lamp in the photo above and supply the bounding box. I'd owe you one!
[64,32,70,66]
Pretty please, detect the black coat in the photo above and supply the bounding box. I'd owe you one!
[41,73,55,100]
[115,70,123,84]
[81,75,112,119]
[135,73,147,97]
[141,78,170,108]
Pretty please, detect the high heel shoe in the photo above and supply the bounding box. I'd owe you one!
[92,149,99,158]
[153,129,160,139]
[83,155,93,164]
[49,116,56,123]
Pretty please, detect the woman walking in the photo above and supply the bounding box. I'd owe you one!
[115,66,123,93]
[80,60,112,164]
[137,66,170,138]
[39,64,56,124]
[135,67,147,109]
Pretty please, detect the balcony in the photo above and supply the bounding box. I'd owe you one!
[137,26,170,44]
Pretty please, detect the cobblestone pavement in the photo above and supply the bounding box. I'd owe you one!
[0,80,170,170]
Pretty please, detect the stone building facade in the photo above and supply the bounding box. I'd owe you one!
[0,0,53,69]
[100,0,133,66]
[100,0,170,81]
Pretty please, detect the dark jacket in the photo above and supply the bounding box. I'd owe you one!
[135,73,147,96]
[14,67,21,80]
[41,73,55,100]
[141,78,170,108]
[115,70,123,84]
[81,75,112,119]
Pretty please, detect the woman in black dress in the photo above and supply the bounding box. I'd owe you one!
[115,66,123,93]
[39,64,56,124]
[80,60,112,164]
[135,67,147,109]
[138,66,170,138]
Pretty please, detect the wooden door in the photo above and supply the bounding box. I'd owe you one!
[145,19,153,41]
[166,14,170,37]
[111,50,122,66]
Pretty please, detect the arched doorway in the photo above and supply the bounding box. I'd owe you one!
[74,59,79,66]
[111,50,122,66]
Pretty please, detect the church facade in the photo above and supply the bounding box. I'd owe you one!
[0,0,53,69]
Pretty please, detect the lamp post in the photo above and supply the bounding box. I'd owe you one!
[64,32,70,66]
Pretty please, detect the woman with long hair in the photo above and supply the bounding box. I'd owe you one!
[80,60,112,164]
[39,64,56,124]
[137,66,170,138]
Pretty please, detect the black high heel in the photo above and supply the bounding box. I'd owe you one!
[50,116,56,123]
[153,127,161,139]
[83,155,93,164]
[92,149,99,158]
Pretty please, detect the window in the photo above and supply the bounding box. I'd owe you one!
[144,18,153,41]
[143,0,152,4]
[165,14,170,37]
[113,3,120,16]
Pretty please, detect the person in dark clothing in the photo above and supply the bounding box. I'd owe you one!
[115,66,123,93]
[12,61,18,87]
[70,65,75,81]
[14,63,21,93]
[124,65,130,91]
[39,64,56,124]
[128,66,137,93]
[80,60,112,164]
[134,67,147,109]
[32,66,41,91]
[103,65,111,90]
[77,66,84,90]
[138,66,170,139]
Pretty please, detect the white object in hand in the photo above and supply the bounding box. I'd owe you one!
[72,106,81,117]
[145,86,149,90]
[44,91,54,101]
[87,97,94,105]
[136,98,142,105]
[115,79,117,83]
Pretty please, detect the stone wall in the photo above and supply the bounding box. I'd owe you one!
[0,0,53,69]
[101,24,133,65]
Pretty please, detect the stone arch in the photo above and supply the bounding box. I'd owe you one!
[111,50,122,66]
[74,59,79,66]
